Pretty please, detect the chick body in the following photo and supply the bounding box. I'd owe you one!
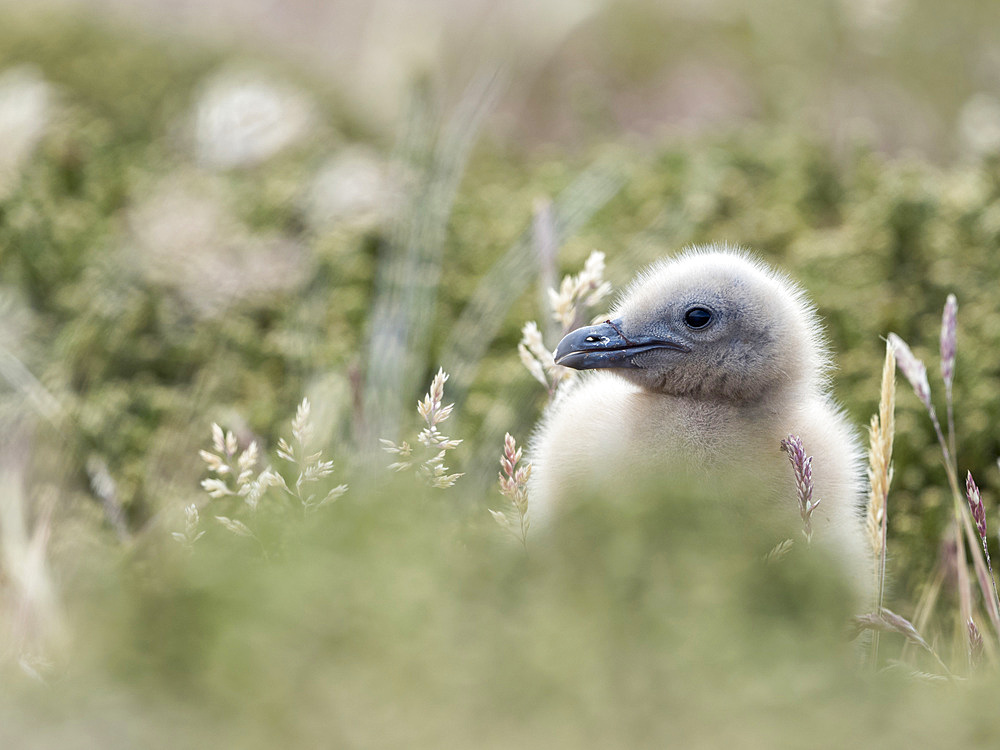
[529,247,870,597]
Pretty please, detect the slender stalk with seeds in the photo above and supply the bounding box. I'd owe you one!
[865,341,895,667]
[965,472,1000,633]
[197,400,347,550]
[890,298,1000,663]
[380,369,464,488]
[277,399,348,512]
[518,249,613,401]
[969,618,985,667]
[936,295,1000,636]
[490,433,531,548]
[518,321,573,397]
[548,249,613,336]
[853,608,951,675]
[934,296,1000,643]
[889,333,969,649]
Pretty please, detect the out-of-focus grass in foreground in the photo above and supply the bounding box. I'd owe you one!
[0,474,978,748]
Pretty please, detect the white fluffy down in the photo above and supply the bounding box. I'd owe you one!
[529,245,870,601]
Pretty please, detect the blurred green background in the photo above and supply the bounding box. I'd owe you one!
[1,0,1000,745]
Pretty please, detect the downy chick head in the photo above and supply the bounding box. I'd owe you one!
[554,246,827,402]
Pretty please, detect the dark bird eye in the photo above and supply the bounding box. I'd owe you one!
[684,307,712,329]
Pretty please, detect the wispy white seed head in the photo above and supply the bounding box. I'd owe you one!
[215,515,253,538]
[322,484,348,505]
[489,508,511,530]
[382,368,462,488]
[764,538,794,564]
[201,478,233,499]
[224,430,238,459]
[211,423,226,454]
[199,449,227,474]
[518,341,549,388]
[549,250,613,331]
[940,294,958,388]
[520,321,545,356]
[292,398,312,446]
[888,333,932,410]
[518,321,554,387]
[417,369,452,427]
[277,437,295,463]
[238,441,259,473]
[518,320,575,393]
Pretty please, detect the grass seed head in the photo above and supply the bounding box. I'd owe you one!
[780,434,820,542]
[966,471,987,542]
[940,294,958,389]
[888,333,931,410]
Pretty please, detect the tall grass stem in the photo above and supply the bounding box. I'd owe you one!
[866,341,895,667]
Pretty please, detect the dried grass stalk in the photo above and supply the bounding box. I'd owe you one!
[889,326,978,665]
[866,341,896,566]
[852,607,951,675]
[865,341,895,666]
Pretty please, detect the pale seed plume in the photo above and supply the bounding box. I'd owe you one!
[888,333,931,411]
[866,341,896,569]
[380,368,463,489]
[518,250,612,399]
[865,341,896,667]
[764,538,794,564]
[940,294,958,390]
[518,320,573,395]
[548,250,612,333]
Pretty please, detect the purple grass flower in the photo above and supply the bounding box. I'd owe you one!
[965,471,1000,627]
[969,619,984,666]
[967,471,987,542]
[780,434,821,542]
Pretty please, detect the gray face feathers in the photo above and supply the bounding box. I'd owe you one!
[554,249,827,402]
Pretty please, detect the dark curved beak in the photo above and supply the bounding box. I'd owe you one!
[554,319,688,370]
